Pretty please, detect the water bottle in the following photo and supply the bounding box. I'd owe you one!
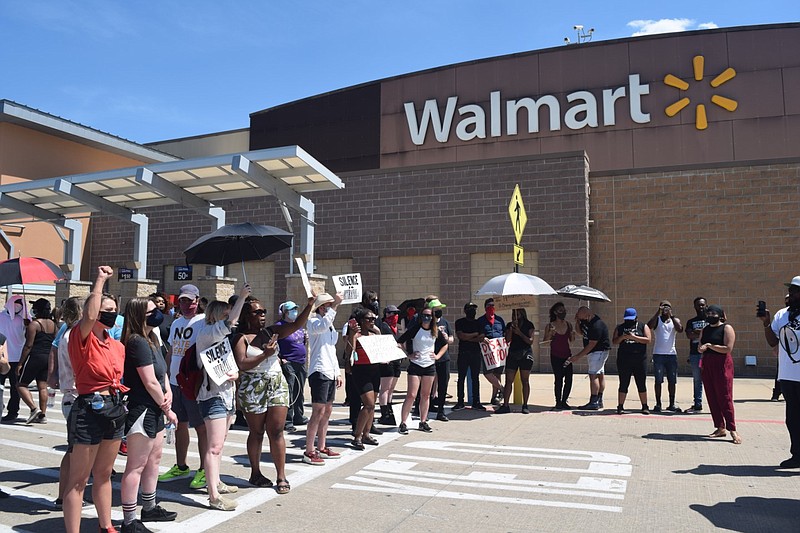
[91,392,105,410]
[47,387,56,408]
[165,422,175,445]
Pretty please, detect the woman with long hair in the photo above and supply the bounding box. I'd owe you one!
[345,307,383,448]
[119,298,179,532]
[397,303,449,434]
[63,266,127,533]
[542,302,575,409]
[241,295,314,494]
[17,298,56,423]
[497,308,535,414]
[195,285,250,511]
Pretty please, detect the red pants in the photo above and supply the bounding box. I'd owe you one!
[701,352,736,431]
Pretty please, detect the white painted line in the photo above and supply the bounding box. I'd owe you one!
[404,440,631,464]
[389,453,633,477]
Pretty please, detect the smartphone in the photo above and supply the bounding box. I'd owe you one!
[348,318,358,328]
[756,300,767,317]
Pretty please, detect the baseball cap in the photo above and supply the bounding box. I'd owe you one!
[179,284,200,300]
[623,307,637,320]
[463,302,478,312]
[313,293,335,311]
[384,304,400,315]
[279,301,298,314]
[484,298,495,308]
[785,276,800,288]
[660,300,672,308]
[427,298,447,309]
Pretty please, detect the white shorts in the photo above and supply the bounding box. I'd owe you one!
[61,391,78,419]
[587,350,610,375]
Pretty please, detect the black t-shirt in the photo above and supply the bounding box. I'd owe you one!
[582,315,610,351]
[615,321,647,357]
[124,335,167,408]
[700,323,727,353]
[686,315,707,355]
[436,317,453,362]
[455,317,481,355]
[508,319,535,353]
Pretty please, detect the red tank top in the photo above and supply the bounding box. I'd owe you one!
[551,329,572,359]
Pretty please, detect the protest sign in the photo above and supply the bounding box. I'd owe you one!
[295,257,313,297]
[355,334,406,364]
[198,337,238,386]
[332,272,362,304]
[480,338,508,370]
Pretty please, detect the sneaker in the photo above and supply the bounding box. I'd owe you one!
[158,464,192,482]
[189,469,207,490]
[303,450,325,465]
[369,424,383,435]
[779,457,800,468]
[521,405,530,414]
[495,405,511,414]
[561,402,574,410]
[666,404,682,413]
[53,498,62,510]
[641,405,650,415]
[25,408,41,424]
[317,447,341,459]
[293,416,309,426]
[491,396,500,406]
[418,421,432,433]
[578,402,599,411]
[208,495,237,511]
[452,402,466,411]
[472,403,487,411]
[120,519,152,533]
[284,423,296,433]
[33,413,47,424]
[436,412,449,422]
[118,440,128,456]
[1,413,19,423]
[616,405,624,414]
[217,482,238,494]
[652,405,662,413]
[688,404,703,412]
[398,422,408,435]
[141,504,177,522]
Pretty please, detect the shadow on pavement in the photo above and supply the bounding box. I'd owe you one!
[641,433,721,442]
[674,464,798,477]
[691,497,800,532]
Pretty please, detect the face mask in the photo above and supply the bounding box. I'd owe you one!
[556,311,567,320]
[485,306,495,317]
[99,311,118,328]
[384,314,399,327]
[287,309,299,321]
[146,309,164,327]
[465,309,477,319]
[580,319,589,328]
[624,319,635,328]
[707,316,721,325]
[368,300,380,314]
[179,300,198,316]
[422,315,433,323]
[434,310,442,319]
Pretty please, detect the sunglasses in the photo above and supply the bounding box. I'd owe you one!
[364,317,376,321]
[252,309,267,316]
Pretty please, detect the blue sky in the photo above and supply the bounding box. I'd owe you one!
[1,1,796,143]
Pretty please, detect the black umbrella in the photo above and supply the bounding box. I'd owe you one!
[183,223,293,281]
[0,257,66,286]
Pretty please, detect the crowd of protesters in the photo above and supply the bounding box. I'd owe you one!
[4,265,800,529]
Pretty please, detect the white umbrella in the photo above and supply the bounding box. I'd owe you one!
[556,284,611,303]
[475,273,557,308]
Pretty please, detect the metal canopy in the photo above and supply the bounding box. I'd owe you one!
[0,146,343,223]
[0,145,344,279]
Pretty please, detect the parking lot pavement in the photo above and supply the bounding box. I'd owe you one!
[2,375,799,532]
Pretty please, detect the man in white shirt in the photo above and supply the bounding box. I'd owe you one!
[647,300,683,413]
[304,293,344,465]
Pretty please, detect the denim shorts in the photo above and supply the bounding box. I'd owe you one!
[198,396,234,421]
[653,354,678,384]
[170,383,204,427]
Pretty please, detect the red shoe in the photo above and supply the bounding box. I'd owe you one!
[302,450,325,465]
[118,440,127,456]
[317,447,341,459]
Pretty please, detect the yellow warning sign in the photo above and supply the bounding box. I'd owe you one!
[514,245,524,266]
[508,184,527,244]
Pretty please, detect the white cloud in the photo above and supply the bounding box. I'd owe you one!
[627,18,719,37]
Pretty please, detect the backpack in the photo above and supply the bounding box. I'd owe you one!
[177,344,204,401]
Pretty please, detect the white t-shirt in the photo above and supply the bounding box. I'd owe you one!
[195,320,236,410]
[168,314,205,386]
[772,307,800,382]
[308,308,340,380]
[56,325,77,402]
[652,317,677,355]
[411,328,437,368]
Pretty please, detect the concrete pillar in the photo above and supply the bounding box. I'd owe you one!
[55,280,92,305]
[196,276,237,304]
[284,273,328,308]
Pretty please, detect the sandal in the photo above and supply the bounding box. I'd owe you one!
[248,473,273,488]
[731,431,742,445]
[275,478,291,495]
[709,429,727,438]
[362,435,379,446]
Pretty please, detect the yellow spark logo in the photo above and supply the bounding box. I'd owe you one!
[664,55,738,130]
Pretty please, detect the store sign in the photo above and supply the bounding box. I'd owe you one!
[174,265,192,281]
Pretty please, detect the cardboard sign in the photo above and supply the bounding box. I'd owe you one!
[198,337,238,386]
[355,334,407,364]
[295,257,313,297]
[332,272,362,304]
[481,338,509,370]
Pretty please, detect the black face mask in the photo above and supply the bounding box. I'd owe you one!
[368,301,380,314]
[146,309,164,327]
[624,319,636,328]
[434,310,442,319]
[706,316,721,325]
[465,309,477,319]
[98,311,118,328]
[555,311,567,320]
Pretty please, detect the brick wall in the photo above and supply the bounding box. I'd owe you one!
[588,162,800,376]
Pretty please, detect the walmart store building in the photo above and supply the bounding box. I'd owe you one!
[0,23,798,375]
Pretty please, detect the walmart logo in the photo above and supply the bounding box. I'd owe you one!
[664,55,737,130]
